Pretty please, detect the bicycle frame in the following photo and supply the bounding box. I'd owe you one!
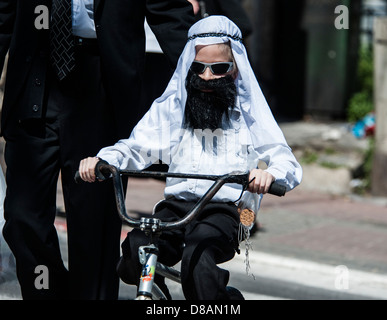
[108,165,252,300]
[75,162,286,300]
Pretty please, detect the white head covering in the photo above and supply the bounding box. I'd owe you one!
[151,15,288,149]
[98,15,301,198]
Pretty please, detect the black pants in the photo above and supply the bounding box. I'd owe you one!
[119,199,240,300]
[3,44,122,299]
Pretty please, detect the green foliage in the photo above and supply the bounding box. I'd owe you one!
[346,47,375,193]
[300,149,318,164]
[347,91,373,122]
[357,48,374,94]
[347,47,374,122]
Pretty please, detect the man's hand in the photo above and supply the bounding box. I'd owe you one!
[79,157,100,183]
[248,169,275,194]
[187,0,200,15]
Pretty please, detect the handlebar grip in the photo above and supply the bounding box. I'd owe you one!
[74,171,83,184]
[74,160,111,184]
[268,182,286,197]
[95,159,111,181]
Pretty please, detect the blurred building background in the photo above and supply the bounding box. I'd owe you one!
[0,0,386,190]
[242,0,387,122]
[0,1,386,124]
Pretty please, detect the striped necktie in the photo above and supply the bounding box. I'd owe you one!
[50,0,75,80]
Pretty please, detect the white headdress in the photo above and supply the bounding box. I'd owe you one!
[150,15,289,149]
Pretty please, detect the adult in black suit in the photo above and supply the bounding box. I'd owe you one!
[0,0,194,299]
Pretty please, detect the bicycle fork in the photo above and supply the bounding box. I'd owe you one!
[136,244,160,300]
[136,244,182,300]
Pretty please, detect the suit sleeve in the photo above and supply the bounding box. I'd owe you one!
[0,0,15,73]
[145,0,195,68]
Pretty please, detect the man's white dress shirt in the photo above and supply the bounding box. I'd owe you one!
[72,0,97,38]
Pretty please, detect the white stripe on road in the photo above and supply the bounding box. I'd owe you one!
[223,250,387,300]
[4,231,387,300]
[0,294,19,300]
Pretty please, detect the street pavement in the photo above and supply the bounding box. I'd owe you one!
[1,121,387,300]
[120,183,387,300]
[2,179,387,300]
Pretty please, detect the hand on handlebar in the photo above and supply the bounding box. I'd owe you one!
[248,169,275,194]
[78,157,100,183]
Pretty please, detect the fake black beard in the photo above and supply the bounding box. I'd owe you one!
[183,71,237,131]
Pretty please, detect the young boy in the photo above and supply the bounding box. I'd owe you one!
[79,16,302,300]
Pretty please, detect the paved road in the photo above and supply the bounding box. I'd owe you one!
[4,230,387,300]
[2,178,387,300]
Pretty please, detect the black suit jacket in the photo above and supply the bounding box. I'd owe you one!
[0,0,195,138]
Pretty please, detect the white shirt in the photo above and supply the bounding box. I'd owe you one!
[97,102,302,203]
[72,0,97,38]
[97,16,303,203]
[145,20,163,53]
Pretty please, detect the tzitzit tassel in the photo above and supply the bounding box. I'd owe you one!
[238,223,255,280]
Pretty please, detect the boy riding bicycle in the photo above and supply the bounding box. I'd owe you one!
[79,16,302,300]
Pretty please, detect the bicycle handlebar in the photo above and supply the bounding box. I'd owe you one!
[74,161,286,231]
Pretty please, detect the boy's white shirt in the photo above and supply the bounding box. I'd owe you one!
[97,97,301,202]
[97,16,302,202]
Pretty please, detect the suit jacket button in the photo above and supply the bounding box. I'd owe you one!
[35,78,41,86]
[32,105,40,112]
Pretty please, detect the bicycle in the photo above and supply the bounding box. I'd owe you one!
[75,160,286,300]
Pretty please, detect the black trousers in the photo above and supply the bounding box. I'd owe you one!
[119,199,240,300]
[3,44,122,299]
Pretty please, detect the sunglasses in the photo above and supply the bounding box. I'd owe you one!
[190,61,233,75]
